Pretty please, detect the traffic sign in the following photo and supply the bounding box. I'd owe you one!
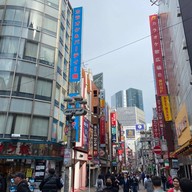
[88,154,92,161]
[153,145,162,155]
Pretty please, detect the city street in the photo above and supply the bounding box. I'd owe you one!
[76,183,146,192]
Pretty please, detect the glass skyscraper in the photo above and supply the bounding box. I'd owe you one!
[111,88,144,111]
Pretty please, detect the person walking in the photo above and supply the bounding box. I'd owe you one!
[151,176,164,192]
[39,168,63,192]
[144,175,153,192]
[103,178,116,192]
[167,177,181,192]
[95,175,104,192]
[13,172,31,192]
[122,173,131,192]
[131,174,139,192]
[161,174,167,191]
[179,178,192,192]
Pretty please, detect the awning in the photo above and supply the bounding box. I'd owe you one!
[170,138,192,157]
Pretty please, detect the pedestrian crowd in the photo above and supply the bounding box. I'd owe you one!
[94,171,192,192]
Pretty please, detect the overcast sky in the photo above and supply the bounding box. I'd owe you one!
[70,0,158,123]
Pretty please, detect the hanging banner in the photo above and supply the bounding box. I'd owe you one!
[149,14,167,96]
[161,95,172,121]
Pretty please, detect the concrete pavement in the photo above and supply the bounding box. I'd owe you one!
[77,183,146,192]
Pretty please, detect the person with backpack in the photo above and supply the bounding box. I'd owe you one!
[13,172,31,192]
[39,168,63,192]
[95,175,104,192]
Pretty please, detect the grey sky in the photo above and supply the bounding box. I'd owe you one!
[70,0,158,123]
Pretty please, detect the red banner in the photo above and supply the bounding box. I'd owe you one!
[100,116,105,144]
[110,112,116,127]
[149,14,167,96]
[152,119,160,138]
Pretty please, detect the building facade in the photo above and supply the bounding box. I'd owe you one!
[0,0,72,188]
[153,0,192,178]
[111,90,127,108]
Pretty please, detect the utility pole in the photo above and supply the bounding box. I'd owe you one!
[63,96,87,192]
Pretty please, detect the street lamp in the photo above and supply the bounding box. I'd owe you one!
[63,95,87,192]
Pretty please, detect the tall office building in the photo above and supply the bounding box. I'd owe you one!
[111,88,144,110]
[111,90,127,108]
[0,0,72,179]
[126,88,144,110]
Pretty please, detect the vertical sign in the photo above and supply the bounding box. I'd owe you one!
[152,119,160,139]
[156,95,165,138]
[100,116,105,145]
[149,14,167,96]
[70,7,83,82]
[161,96,172,121]
[93,125,98,156]
[110,112,116,142]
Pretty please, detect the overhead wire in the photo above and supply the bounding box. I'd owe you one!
[1,8,192,90]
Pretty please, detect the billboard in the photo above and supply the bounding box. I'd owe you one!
[126,129,135,139]
[70,7,83,82]
[110,112,116,142]
[149,14,167,96]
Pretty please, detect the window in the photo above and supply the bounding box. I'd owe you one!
[31,117,48,137]
[55,85,60,101]
[39,45,55,66]
[0,37,19,57]
[0,9,4,22]
[24,41,38,61]
[0,72,13,91]
[14,115,30,135]
[0,114,6,134]
[36,79,52,100]
[28,11,42,30]
[43,16,57,34]
[93,90,97,97]
[4,8,24,25]
[20,76,35,94]
[57,52,63,69]
[93,106,98,114]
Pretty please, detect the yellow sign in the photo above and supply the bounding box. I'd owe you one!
[175,104,191,145]
[26,168,33,178]
[161,96,172,121]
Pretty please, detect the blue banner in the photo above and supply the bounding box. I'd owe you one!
[70,7,83,82]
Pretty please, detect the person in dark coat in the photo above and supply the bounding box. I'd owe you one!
[39,168,63,192]
[0,173,7,192]
[122,173,130,192]
[103,178,116,192]
[13,172,31,192]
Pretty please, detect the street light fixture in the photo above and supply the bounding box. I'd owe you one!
[63,95,87,192]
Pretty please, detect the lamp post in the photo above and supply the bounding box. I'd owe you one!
[63,95,87,192]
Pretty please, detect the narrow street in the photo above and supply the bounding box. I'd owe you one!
[76,183,146,192]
